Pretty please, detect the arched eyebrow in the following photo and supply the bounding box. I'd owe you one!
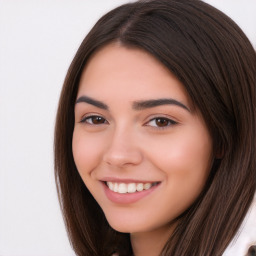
[75,96,108,110]
[132,98,190,112]
[75,96,190,112]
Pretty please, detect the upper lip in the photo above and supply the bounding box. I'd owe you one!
[101,177,161,183]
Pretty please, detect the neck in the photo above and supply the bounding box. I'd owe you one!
[130,224,175,256]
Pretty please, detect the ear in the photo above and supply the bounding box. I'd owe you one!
[215,143,225,159]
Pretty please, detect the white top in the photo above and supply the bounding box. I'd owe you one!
[223,194,256,256]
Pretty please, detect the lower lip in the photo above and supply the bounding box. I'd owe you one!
[102,182,160,204]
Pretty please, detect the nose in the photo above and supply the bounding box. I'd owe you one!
[103,127,143,167]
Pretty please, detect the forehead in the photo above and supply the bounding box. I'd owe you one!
[77,43,192,108]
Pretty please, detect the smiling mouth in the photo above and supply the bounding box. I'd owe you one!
[105,181,160,194]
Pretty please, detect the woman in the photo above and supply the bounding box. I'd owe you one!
[54,0,256,255]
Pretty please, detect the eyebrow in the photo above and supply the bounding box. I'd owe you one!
[75,96,108,110]
[132,98,190,112]
[75,96,190,112]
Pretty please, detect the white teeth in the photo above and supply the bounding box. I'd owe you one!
[136,183,144,192]
[114,183,118,192]
[144,183,152,190]
[127,183,136,193]
[107,182,114,190]
[106,181,156,194]
[118,183,127,194]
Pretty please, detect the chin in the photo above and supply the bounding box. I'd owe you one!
[104,212,147,233]
[106,218,139,233]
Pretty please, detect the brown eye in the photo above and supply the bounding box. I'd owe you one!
[155,118,170,127]
[147,117,177,128]
[81,115,107,125]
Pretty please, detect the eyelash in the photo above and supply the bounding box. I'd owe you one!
[145,117,178,129]
[80,115,178,129]
[80,115,108,125]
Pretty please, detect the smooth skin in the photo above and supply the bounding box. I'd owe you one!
[72,43,213,256]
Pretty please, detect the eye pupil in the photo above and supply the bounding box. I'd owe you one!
[156,118,169,127]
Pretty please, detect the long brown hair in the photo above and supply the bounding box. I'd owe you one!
[54,0,256,255]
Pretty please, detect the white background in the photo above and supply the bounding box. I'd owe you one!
[0,1,255,255]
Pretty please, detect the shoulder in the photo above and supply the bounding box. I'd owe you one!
[247,245,256,256]
[223,194,256,256]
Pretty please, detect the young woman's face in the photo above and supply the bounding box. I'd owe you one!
[73,43,213,234]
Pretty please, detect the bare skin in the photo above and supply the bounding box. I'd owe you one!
[73,43,213,255]
[131,224,175,256]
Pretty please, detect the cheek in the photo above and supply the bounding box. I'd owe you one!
[72,129,103,177]
[169,137,212,176]
[148,132,212,172]
[146,129,213,199]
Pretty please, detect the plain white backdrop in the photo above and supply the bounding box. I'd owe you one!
[0,1,255,255]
